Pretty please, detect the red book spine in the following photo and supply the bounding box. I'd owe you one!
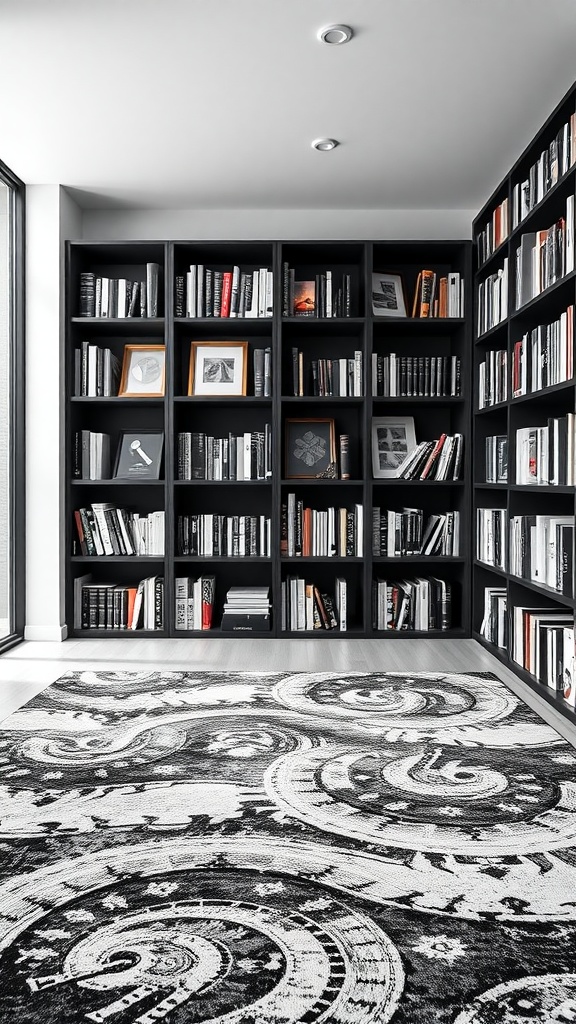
[74,510,87,555]
[420,433,447,479]
[220,273,233,317]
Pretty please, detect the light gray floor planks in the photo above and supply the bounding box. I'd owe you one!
[1,637,575,747]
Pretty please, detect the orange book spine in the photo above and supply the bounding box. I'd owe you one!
[126,587,137,629]
[411,271,422,318]
[303,507,312,557]
[220,272,233,317]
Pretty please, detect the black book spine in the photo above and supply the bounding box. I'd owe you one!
[282,262,290,317]
[175,275,185,317]
[155,578,164,629]
[79,272,96,317]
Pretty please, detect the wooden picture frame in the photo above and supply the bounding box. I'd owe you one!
[113,430,164,480]
[285,418,337,479]
[372,415,416,478]
[118,344,166,397]
[188,341,248,396]
[371,272,407,317]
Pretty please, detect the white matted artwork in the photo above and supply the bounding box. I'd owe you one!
[372,415,416,478]
[119,345,166,397]
[188,341,248,396]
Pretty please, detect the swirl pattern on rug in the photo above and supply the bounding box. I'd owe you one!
[0,668,576,1022]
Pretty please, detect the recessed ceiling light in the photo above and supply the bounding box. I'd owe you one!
[318,24,353,45]
[312,138,339,151]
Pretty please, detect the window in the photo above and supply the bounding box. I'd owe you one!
[0,160,24,650]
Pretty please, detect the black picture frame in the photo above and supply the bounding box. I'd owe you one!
[114,431,164,480]
[285,418,337,478]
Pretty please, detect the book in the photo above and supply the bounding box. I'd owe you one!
[293,280,315,317]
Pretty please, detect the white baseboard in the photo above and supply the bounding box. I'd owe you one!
[24,624,68,642]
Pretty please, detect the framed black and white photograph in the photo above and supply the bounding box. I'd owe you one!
[114,431,164,480]
[372,415,416,478]
[285,418,337,479]
[188,341,248,396]
[118,345,166,397]
[372,272,407,317]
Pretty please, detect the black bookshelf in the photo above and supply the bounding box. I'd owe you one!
[66,238,472,638]
[473,80,576,725]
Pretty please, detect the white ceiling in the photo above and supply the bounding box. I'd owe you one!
[1,0,576,212]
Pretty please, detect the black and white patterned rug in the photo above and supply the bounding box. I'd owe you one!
[1,669,576,1023]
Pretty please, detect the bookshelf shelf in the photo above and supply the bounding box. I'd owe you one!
[66,238,472,638]
[473,77,576,727]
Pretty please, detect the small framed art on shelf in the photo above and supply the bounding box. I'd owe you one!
[285,418,337,478]
[118,345,166,397]
[372,415,416,478]
[371,272,407,317]
[114,431,164,480]
[188,341,248,396]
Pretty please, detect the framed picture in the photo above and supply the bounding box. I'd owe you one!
[188,341,248,396]
[118,345,166,397]
[372,272,407,317]
[372,416,416,478]
[114,431,164,480]
[285,418,336,479]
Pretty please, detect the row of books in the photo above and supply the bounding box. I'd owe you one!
[73,430,111,480]
[511,605,575,707]
[512,307,574,396]
[477,508,574,596]
[253,347,272,396]
[74,344,122,397]
[281,577,346,631]
[485,435,508,484]
[516,415,576,486]
[177,428,272,481]
[290,350,363,397]
[479,586,507,649]
[371,354,461,398]
[515,196,575,309]
[394,433,464,481]
[282,264,353,318]
[477,258,508,336]
[476,508,507,570]
[478,349,507,408]
[176,514,271,557]
[174,575,216,630]
[79,266,160,318]
[372,576,452,631]
[371,508,461,558]
[512,111,576,229]
[509,515,574,596]
[222,586,271,631]
[476,197,510,266]
[281,496,363,558]
[176,265,273,319]
[73,506,165,557]
[411,270,464,318]
[74,574,164,630]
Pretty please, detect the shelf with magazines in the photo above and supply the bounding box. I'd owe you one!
[66,237,472,638]
[473,79,576,723]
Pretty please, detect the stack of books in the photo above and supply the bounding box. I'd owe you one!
[515,195,575,310]
[221,586,271,631]
[477,508,507,570]
[477,197,510,265]
[177,514,271,557]
[512,111,576,228]
[282,265,352,318]
[515,416,576,486]
[281,496,363,557]
[411,269,464,318]
[291,350,363,397]
[73,430,111,480]
[477,258,508,335]
[485,436,508,483]
[512,605,574,702]
[478,349,507,408]
[509,514,574,595]
[512,307,573,396]
[479,586,507,649]
[372,353,461,398]
[74,343,122,396]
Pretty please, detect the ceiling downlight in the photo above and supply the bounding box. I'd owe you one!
[318,24,353,45]
[311,138,339,152]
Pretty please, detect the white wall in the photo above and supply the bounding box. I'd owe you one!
[25,185,81,641]
[81,207,474,241]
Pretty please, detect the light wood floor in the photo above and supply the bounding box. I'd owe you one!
[1,637,575,748]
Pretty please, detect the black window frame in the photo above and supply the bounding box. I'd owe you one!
[0,159,25,652]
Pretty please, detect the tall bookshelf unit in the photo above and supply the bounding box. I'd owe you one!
[66,239,472,639]
[473,81,576,725]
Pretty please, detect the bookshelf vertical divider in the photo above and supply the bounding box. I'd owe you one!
[66,237,471,639]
